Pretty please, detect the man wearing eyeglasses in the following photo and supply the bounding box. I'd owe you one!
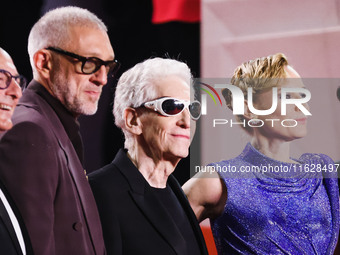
[0,48,34,255]
[0,6,117,255]
[88,58,207,255]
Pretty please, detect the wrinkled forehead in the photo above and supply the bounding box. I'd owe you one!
[64,26,114,59]
[153,75,191,100]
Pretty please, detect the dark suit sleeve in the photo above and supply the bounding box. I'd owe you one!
[89,174,122,255]
[0,119,60,255]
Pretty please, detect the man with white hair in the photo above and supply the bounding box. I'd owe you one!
[89,58,207,254]
[0,6,118,255]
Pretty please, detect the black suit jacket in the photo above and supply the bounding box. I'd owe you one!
[0,181,33,255]
[89,149,208,255]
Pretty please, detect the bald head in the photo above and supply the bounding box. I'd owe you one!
[0,48,17,73]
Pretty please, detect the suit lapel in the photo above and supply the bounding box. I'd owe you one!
[130,188,186,255]
[20,88,104,254]
[168,176,209,255]
[113,150,186,254]
[45,106,104,255]
[0,181,33,255]
[55,136,102,254]
[0,193,22,255]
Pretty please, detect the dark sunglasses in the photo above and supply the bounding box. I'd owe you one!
[0,69,27,89]
[45,47,120,76]
[142,97,201,120]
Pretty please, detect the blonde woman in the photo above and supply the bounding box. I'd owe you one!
[183,53,339,254]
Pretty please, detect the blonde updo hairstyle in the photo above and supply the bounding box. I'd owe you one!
[222,53,289,134]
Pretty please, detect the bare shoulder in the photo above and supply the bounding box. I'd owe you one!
[183,170,223,204]
[183,170,227,222]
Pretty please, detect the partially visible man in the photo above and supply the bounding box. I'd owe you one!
[0,48,23,131]
[0,47,33,255]
[0,6,119,255]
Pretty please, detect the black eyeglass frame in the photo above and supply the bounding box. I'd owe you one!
[0,69,27,90]
[45,47,120,76]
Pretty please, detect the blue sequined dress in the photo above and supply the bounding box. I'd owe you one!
[210,143,339,254]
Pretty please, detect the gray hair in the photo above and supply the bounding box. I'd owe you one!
[28,6,107,75]
[113,57,193,149]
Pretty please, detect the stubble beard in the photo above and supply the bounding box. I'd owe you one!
[51,70,99,116]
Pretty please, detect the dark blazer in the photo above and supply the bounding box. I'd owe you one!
[0,180,33,255]
[89,149,208,255]
[0,81,105,255]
